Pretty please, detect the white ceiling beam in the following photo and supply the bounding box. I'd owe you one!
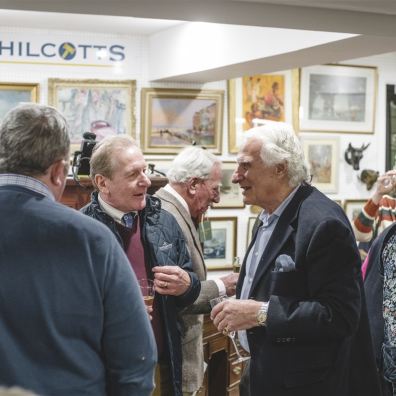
[0,1,395,37]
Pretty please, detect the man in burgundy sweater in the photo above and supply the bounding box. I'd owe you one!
[81,135,200,396]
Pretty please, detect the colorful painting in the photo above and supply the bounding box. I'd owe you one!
[228,70,297,153]
[141,88,223,154]
[48,79,136,152]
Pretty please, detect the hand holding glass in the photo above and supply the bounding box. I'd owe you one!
[210,296,250,365]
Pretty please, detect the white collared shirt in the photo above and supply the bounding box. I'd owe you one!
[98,194,136,225]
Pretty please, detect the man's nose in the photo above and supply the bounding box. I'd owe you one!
[139,173,151,187]
[231,170,242,184]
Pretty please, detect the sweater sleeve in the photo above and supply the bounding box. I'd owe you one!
[353,199,379,242]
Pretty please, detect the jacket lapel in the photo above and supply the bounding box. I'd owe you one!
[248,184,313,296]
[155,188,206,272]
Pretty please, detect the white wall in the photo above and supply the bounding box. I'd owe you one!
[1,27,395,279]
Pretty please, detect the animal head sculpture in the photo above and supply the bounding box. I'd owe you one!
[344,142,370,171]
[358,169,379,190]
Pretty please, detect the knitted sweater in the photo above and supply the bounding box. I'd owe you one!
[353,195,396,242]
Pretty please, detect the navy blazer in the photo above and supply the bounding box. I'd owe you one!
[237,184,380,396]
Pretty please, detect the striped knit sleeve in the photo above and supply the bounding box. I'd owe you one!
[353,199,379,242]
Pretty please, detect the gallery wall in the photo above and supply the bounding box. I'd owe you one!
[1,26,396,279]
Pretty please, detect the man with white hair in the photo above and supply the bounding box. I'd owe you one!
[154,146,238,396]
[211,121,380,396]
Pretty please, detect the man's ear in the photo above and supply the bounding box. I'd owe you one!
[50,159,67,187]
[187,177,200,196]
[275,162,288,178]
[94,174,109,194]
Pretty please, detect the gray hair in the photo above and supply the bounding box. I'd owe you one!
[0,103,70,176]
[244,121,309,187]
[167,146,221,183]
[90,135,138,182]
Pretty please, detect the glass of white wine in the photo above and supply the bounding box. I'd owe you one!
[139,279,155,308]
[210,296,250,365]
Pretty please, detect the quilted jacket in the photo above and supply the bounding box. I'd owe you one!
[81,192,200,396]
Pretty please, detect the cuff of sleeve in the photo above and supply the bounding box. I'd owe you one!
[214,278,226,296]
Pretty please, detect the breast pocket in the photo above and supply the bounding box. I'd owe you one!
[269,270,307,298]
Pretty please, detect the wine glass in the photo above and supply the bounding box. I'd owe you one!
[139,278,155,308]
[210,296,250,365]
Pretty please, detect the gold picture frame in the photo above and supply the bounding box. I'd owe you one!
[48,78,136,152]
[0,82,39,120]
[203,217,237,270]
[141,88,224,155]
[228,69,299,153]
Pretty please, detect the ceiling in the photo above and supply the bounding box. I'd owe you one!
[0,0,395,82]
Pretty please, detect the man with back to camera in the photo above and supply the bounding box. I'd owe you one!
[154,146,239,395]
[80,135,200,396]
[0,103,156,396]
[211,121,380,396]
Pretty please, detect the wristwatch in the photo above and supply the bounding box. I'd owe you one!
[257,302,268,326]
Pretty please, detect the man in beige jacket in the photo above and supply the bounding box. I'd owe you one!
[154,146,238,396]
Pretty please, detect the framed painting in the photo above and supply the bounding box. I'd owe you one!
[228,69,298,153]
[246,216,257,248]
[386,84,396,170]
[48,79,136,152]
[203,217,237,270]
[299,64,377,133]
[343,199,367,224]
[141,88,224,154]
[0,83,39,119]
[301,136,339,193]
[212,161,244,208]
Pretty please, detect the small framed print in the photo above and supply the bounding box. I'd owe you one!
[203,217,237,270]
[299,64,377,133]
[212,162,244,209]
[301,136,339,194]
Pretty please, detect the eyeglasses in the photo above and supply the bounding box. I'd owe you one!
[200,179,221,198]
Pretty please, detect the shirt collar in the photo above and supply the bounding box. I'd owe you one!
[259,184,300,225]
[164,184,190,214]
[0,173,54,200]
[98,193,137,225]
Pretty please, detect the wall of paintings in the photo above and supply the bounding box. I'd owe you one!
[1,26,396,278]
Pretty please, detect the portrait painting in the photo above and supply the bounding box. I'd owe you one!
[302,136,339,193]
[48,79,136,152]
[228,70,297,153]
[141,88,223,154]
[0,83,39,119]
